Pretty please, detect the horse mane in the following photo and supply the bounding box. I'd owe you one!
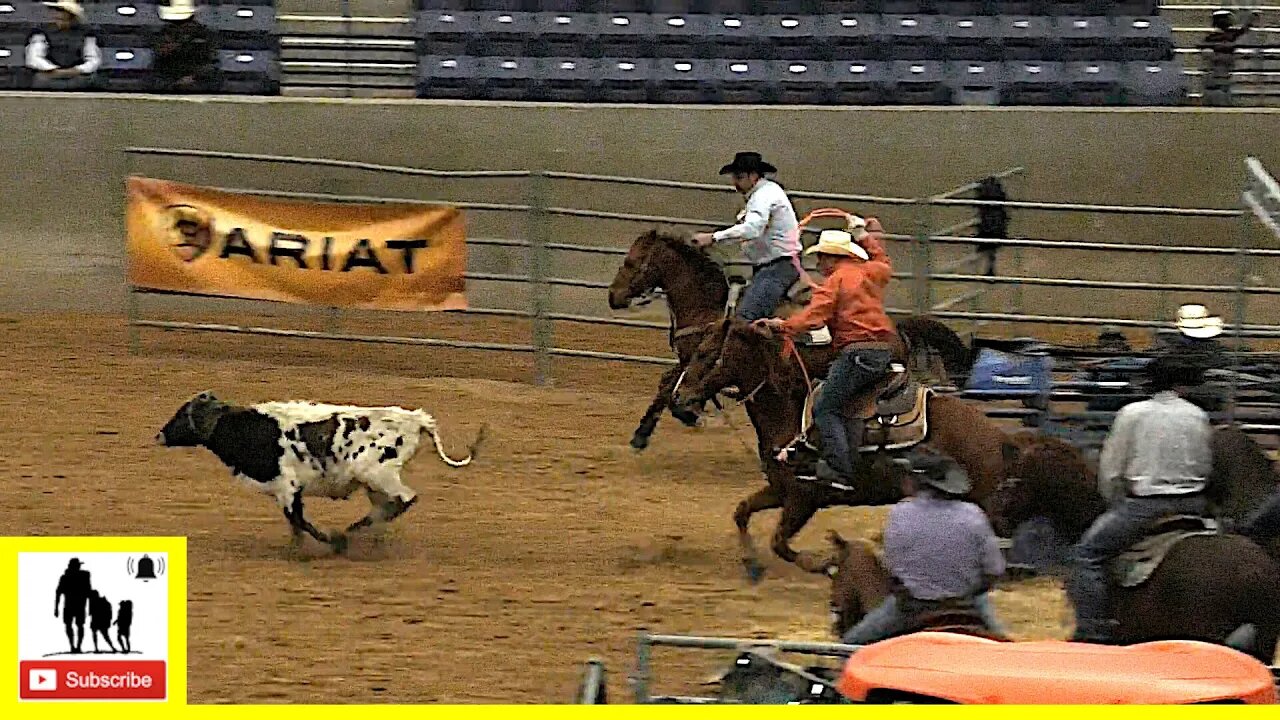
[1209,425,1280,522]
[644,229,730,293]
[895,316,972,381]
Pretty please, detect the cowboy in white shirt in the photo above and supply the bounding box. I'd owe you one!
[26,2,101,90]
[692,152,802,322]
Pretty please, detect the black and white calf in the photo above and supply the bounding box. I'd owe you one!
[156,391,485,554]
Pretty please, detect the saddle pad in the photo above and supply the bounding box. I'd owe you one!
[1113,527,1218,588]
[801,383,931,454]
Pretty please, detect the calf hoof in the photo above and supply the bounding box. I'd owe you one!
[629,432,650,451]
[329,533,350,555]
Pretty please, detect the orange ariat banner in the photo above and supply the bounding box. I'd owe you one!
[125,176,467,311]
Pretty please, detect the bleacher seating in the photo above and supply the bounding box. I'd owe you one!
[412,2,1186,105]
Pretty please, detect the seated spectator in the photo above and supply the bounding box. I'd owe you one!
[1199,9,1261,107]
[152,0,220,93]
[25,1,101,90]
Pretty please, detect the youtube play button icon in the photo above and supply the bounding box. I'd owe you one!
[28,668,57,692]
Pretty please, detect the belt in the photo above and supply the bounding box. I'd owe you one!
[752,256,794,270]
[1125,488,1206,499]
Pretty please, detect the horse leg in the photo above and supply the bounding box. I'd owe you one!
[631,365,689,450]
[771,492,822,570]
[735,484,782,585]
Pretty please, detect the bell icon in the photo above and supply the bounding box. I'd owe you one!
[135,555,157,581]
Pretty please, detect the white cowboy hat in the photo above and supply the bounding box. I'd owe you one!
[159,0,196,21]
[1175,303,1224,339]
[804,229,869,261]
[42,1,84,18]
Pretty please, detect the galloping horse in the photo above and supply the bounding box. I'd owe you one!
[607,228,969,450]
[668,316,1030,582]
[987,428,1280,663]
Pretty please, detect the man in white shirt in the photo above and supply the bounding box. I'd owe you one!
[26,2,101,90]
[1065,354,1213,644]
[692,152,802,322]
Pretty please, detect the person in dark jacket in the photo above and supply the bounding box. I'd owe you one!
[25,2,100,90]
[1199,9,1260,107]
[151,0,220,93]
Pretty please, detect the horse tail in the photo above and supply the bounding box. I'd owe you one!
[896,315,972,382]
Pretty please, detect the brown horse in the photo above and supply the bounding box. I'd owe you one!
[818,531,1009,643]
[988,429,1280,663]
[607,228,970,450]
[668,316,1025,582]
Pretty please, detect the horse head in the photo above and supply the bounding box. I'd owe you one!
[607,228,726,312]
[670,317,782,413]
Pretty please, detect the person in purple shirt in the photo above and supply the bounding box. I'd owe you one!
[840,450,1007,645]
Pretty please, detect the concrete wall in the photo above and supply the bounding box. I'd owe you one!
[3,93,1278,332]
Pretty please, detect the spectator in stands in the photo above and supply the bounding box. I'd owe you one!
[1200,9,1262,107]
[25,1,100,90]
[151,0,220,94]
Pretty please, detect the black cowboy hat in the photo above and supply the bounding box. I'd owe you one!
[719,151,778,176]
[907,450,972,496]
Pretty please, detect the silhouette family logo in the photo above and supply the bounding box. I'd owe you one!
[18,552,169,701]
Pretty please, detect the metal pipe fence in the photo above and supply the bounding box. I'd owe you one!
[122,148,1280,403]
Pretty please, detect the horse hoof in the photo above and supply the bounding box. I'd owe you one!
[743,560,766,585]
[329,533,349,555]
[629,433,650,451]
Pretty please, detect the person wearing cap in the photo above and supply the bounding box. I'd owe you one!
[151,0,220,93]
[691,152,802,322]
[1199,9,1260,107]
[25,2,100,90]
[1066,354,1213,645]
[755,219,897,484]
[840,450,1007,645]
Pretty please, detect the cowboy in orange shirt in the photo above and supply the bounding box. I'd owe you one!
[755,217,897,483]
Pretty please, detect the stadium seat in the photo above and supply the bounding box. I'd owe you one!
[889,59,950,103]
[653,57,713,103]
[770,59,831,104]
[1092,0,1159,17]
[935,0,993,14]
[704,14,767,60]
[1114,16,1174,62]
[1063,59,1122,105]
[530,12,595,58]
[760,14,823,61]
[822,14,883,61]
[217,47,277,94]
[1041,1,1088,15]
[0,1,40,45]
[210,4,276,52]
[470,10,538,56]
[944,16,1000,61]
[416,9,476,57]
[0,43,27,88]
[947,58,1002,104]
[593,13,649,59]
[537,56,593,101]
[477,55,536,100]
[997,15,1058,61]
[649,12,710,60]
[416,53,481,98]
[85,2,162,46]
[593,57,651,102]
[1001,59,1065,104]
[1120,59,1185,105]
[830,59,888,104]
[100,45,152,91]
[882,0,938,13]
[1056,16,1115,61]
[989,0,1039,15]
[883,14,944,60]
[712,57,771,103]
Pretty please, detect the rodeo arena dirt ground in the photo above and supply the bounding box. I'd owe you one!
[0,306,1100,704]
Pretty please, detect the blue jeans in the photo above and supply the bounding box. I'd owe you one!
[736,258,800,322]
[1240,491,1280,545]
[1066,493,1208,640]
[841,594,1005,646]
[814,346,893,479]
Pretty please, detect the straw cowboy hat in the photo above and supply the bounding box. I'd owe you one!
[803,227,870,261]
[42,1,84,19]
[1175,303,1224,339]
[719,151,777,176]
[159,0,197,21]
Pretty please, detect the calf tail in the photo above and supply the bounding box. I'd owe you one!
[419,413,487,467]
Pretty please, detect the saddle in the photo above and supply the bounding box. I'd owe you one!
[898,596,1010,643]
[1111,515,1219,589]
[800,365,932,454]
